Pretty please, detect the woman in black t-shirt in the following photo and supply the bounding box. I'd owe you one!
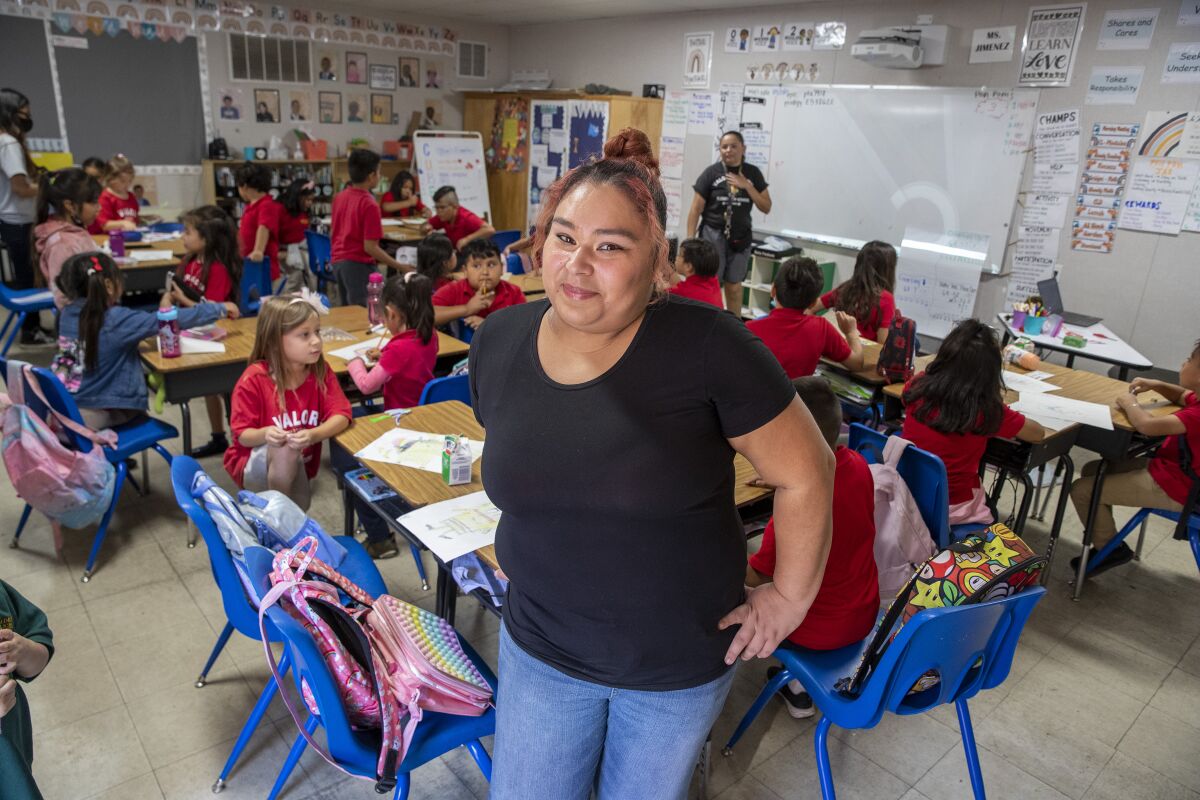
[685,130,772,319]
[472,128,832,800]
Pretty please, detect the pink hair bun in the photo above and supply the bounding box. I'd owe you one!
[602,128,660,179]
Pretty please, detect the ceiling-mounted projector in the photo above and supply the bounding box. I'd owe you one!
[852,25,947,69]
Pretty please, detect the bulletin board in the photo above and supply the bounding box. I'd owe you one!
[413,130,491,223]
[55,30,205,163]
[567,100,609,170]
[527,100,567,230]
[0,18,62,141]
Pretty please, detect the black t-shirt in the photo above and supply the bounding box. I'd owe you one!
[469,295,795,690]
[693,160,768,245]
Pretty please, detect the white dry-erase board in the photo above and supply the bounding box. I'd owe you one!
[413,131,492,224]
[680,85,1039,274]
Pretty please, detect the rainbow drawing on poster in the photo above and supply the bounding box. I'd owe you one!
[1138,112,1186,156]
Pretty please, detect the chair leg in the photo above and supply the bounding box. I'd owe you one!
[722,666,791,755]
[82,461,128,583]
[0,310,14,346]
[196,622,235,688]
[1,311,25,356]
[1134,516,1150,561]
[956,700,986,800]
[268,714,316,800]
[392,772,411,800]
[814,716,836,800]
[1086,509,1149,576]
[213,650,291,793]
[464,739,492,782]
[10,504,32,547]
[409,543,430,592]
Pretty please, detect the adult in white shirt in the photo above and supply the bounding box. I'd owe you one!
[0,88,46,344]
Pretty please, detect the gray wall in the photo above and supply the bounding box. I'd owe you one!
[509,0,1200,369]
[0,16,61,140]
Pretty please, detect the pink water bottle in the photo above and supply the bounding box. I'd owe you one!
[366,272,384,326]
[157,306,181,358]
[108,230,125,258]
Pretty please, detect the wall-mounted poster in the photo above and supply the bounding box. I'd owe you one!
[370,93,393,125]
[683,31,713,89]
[288,91,310,121]
[316,47,337,81]
[346,92,367,123]
[369,63,397,90]
[345,51,367,84]
[399,57,420,87]
[487,96,529,172]
[568,100,609,169]
[724,27,751,53]
[217,87,243,120]
[253,88,279,123]
[1019,4,1087,86]
[318,91,341,123]
[528,100,567,229]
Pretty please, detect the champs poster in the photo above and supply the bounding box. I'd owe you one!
[1019,4,1087,87]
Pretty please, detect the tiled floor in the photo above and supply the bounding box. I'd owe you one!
[3,342,1199,800]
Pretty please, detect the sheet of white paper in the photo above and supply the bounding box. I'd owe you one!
[1035,109,1081,163]
[356,427,484,473]
[122,249,172,263]
[1030,162,1078,193]
[1012,393,1114,431]
[547,127,568,154]
[1023,370,1054,381]
[536,168,557,189]
[1001,371,1061,394]
[1022,193,1070,227]
[662,90,689,138]
[397,490,500,563]
[327,339,383,363]
[1120,157,1200,234]
[530,143,549,169]
[659,136,685,180]
[164,337,225,355]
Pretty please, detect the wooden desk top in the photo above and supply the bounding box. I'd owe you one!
[382,225,425,243]
[819,339,887,386]
[882,360,1175,433]
[507,273,544,295]
[140,304,468,374]
[91,234,186,256]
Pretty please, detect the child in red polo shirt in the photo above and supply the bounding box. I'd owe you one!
[225,295,351,511]
[748,256,865,379]
[747,376,879,718]
[1068,340,1200,576]
[416,232,458,291]
[422,186,495,250]
[347,273,438,410]
[236,162,283,281]
[902,319,1045,526]
[380,170,428,219]
[669,237,723,308]
[812,240,897,342]
[330,148,409,307]
[433,238,524,331]
[93,154,141,234]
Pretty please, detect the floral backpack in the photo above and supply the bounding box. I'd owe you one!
[837,522,1046,697]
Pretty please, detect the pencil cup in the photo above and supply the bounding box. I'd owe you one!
[1043,314,1064,337]
[1023,315,1046,335]
[1011,310,1027,330]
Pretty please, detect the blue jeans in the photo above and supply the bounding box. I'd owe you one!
[491,624,736,800]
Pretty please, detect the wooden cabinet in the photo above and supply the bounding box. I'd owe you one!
[462,92,663,232]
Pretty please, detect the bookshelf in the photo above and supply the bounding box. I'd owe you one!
[741,249,836,320]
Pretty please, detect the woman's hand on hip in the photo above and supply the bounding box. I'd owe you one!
[718,582,809,665]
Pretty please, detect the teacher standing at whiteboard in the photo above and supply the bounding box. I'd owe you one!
[686,131,771,318]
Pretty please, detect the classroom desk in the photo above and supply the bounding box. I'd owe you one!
[381,221,426,243]
[336,402,774,622]
[882,361,1176,595]
[816,340,887,424]
[90,234,183,293]
[996,313,1152,381]
[139,305,469,454]
[506,273,544,296]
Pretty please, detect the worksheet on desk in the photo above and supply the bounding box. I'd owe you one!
[398,490,500,562]
[1011,393,1114,431]
[356,427,484,473]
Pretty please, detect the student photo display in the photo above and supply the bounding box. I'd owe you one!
[254,88,280,123]
[318,91,342,123]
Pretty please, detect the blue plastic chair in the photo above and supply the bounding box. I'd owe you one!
[0,283,55,356]
[304,230,336,295]
[490,229,521,252]
[848,423,952,549]
[450,322,474,345]
[170,456,389,792]
[505,252,524,275]
[418,375,471,407]
[15,367,178,581]
[241,257,273,316]
[723,588,1046,800]
[241,547,496,800]
[148,222,185,234]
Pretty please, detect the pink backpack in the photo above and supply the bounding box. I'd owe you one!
[258,537,491,792]
[866,436,938,602]
[0,364,117,531]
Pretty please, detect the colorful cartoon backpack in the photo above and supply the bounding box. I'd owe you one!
[876,314,917,383]
[837,522,1045,697]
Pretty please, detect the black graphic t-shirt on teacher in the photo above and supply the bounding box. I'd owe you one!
[469,296,796,690]
[694,161,768,245]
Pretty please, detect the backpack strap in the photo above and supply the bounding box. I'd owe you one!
[20,365,118,450]
[881,434,912,468]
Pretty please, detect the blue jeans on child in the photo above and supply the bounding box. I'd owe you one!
[490,624,736,800]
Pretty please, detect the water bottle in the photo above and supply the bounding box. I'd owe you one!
[108,230,125,258]
[157,305,181,358]
[366,272,384,326]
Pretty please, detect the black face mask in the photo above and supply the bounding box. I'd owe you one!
[15,116,32,133]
